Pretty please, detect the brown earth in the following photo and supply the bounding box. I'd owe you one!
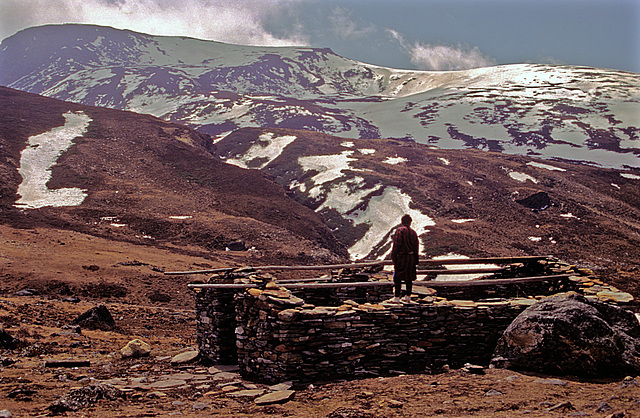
[1,223,639,417]
[1,87,639,417]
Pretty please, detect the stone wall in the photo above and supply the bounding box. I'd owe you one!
[193,259,635,382]
[235,287,535,383]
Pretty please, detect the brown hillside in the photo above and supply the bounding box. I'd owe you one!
[217,127,640,299]
[0,86,347,263]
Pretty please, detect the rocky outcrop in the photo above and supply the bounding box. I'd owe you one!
[71,305,116,331]
[0,329,19,349]
[491,292,640,377]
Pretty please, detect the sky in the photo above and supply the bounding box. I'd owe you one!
[1,0,639,73]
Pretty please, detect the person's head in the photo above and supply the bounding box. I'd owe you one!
[401,214,412,226]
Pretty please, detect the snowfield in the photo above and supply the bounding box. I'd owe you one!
[3,25,638,169]
[226,132,296,169]
[15,111,91,209]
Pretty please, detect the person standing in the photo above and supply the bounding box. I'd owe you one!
[391,214,419,303]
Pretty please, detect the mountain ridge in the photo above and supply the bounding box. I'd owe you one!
[2,23,638,169]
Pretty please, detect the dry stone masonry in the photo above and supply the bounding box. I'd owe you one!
[192,258,635,382]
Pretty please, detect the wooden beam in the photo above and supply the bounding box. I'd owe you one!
[167,256,549,275]
[416,267,504,275]
[187,274,570,290]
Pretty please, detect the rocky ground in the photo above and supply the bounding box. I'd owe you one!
[1,294,639,418]
[1,224,640,417]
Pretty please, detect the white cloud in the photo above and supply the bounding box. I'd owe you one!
[0,0,308,46]
[387,28,495,71]
[329,6,375,40]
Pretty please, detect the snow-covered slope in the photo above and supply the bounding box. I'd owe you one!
[215,127,640,264]
[1,24,639,168]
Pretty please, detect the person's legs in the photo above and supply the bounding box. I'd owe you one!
[402,261,416,302]
[393,270,403,297]
[406,262,415,295]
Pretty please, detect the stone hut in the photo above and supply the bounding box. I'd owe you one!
[191,257,635,383]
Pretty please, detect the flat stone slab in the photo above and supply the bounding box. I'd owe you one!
[255,390,295,405]
[596,291,634,303]
[160,373,197,381]
[227,389,265,398]
[171,350,199,365]
[534,378,568,386]
[210,372,240,381]
[149,379,188,389]
[269,381,293,391]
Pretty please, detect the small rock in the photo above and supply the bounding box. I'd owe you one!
[0,357,16,366]
[171,350,199,365]
[146,391,167,398]
[534,378,568,386]
[192,402,208,410]
[484,389,503,396]
[254,390,295,405]
[620,376,639,389]
[120,339,151,358]
[325,408,374,418]
[0,410,12,418]
[227,240,247,251]
[596,402,613,412]
[62,296,81,303]
[15,288,38,296]
[547,401,574,412]
[172,401,188,407]
[462,363,485,375]
[387,399,403,408]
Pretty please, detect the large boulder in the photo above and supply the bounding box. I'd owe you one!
[0,329,19,350]
[491,292,640,377]
[71,305,116,331]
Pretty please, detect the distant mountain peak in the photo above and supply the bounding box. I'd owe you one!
[1,23,638,169]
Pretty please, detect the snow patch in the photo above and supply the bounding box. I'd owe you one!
[621,173,640,180]
[341,141,355,148]
[430,253,499,281]
[226,132,296,169]
[438,157,450,165]
[527,161,566,171]
[169,215,193,220]
[317,177,382,215]
[560,213,580,220]
[507,170,538,183]
[15,111,91,209]
[298,151,358,198]
[212,131,233,144]
[359,148,376,155]
[383,156,408,165]
[345,186,434,260]
[451,219,475,224]
[528,236,542,242]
